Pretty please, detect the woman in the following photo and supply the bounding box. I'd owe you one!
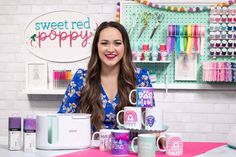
[58,21,152,131]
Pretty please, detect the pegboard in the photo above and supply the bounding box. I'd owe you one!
[120,1,236,89]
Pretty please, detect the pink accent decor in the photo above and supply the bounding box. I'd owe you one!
[55,142,225,157]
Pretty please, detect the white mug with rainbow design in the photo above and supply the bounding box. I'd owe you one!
[116,107,143,130]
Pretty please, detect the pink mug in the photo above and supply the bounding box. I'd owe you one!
[157,133,183,156]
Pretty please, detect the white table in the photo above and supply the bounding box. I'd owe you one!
[0,136,81,157]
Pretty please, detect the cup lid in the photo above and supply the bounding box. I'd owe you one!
[159,44,167,51]
[9,117,21,130]
[24,118,36,131]
[142,44,149,51]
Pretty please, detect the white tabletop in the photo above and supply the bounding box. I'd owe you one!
[0,136,81,157]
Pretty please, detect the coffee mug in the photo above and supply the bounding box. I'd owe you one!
[116,107,143,130]
[157,133,183,156]
[131,134,157,157]
[91,129,112,151]
[129,87,154,108]
[143,107,163,131]
[111,130,129,156]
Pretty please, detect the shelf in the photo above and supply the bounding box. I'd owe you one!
[133,61,171,63]
[23,89,66,95]
[23,83,236,95]
[152,83,236,90]
[117,125,168,134]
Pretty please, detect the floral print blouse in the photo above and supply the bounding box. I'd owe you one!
[58,68,152,129]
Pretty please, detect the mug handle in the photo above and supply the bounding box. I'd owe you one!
[131,137,138,153]
[141,111,146,126]
[129,89,136,105]
[91,131,100,147]
[116,110,124,127]
[156,135,166,152]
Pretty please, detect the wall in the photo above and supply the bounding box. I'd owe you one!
[0,0,235,142]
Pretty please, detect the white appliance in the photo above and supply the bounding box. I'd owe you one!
[227,126,236,149]
[36,113,91,150]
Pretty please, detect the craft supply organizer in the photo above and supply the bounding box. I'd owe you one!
[120,1,236,89]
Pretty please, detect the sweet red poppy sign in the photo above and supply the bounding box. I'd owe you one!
[24,11,98,62]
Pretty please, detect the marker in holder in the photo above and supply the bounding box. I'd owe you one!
[53,70,72,89]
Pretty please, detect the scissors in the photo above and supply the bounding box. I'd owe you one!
[138,11,152,38]
[150,13,165,39]
[128,13,139,36]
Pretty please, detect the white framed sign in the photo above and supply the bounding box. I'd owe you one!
[24,10,99,63]
[175,53,198,81]
[26,62,48,90]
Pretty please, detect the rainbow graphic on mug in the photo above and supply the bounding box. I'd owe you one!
[124,110,138,124]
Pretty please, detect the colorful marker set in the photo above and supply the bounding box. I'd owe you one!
[53,70,72,89]
[202,62,236,82]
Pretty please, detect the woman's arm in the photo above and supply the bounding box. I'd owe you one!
[58,69,86,113]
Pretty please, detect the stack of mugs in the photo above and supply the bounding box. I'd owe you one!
[92,87,183,156]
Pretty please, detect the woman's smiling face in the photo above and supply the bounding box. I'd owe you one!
[97,27,124,68]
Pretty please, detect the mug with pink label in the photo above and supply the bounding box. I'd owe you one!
[91,129,113,151]
[111,130,129,156]
[129,87,154,108]
[157,133,183,156]
[116,107,143,130]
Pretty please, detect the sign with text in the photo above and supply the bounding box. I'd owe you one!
[24,11,98,62]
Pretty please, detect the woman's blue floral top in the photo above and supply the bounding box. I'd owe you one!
[58,68,152,129]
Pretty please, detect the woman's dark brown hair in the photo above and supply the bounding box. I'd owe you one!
[77,21,136,131]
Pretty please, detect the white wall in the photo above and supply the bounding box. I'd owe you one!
[0,0,236,142]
